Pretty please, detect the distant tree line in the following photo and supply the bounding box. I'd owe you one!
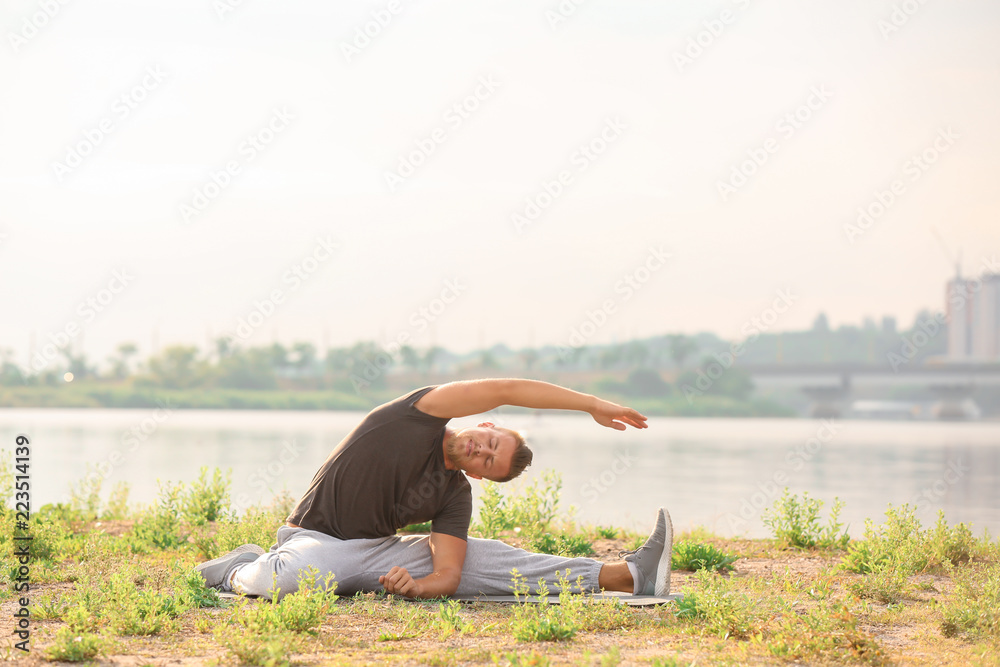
[0,310,949,400]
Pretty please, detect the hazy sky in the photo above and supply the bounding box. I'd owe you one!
[1,0,998,371]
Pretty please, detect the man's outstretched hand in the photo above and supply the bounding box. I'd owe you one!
[590,398,648,430]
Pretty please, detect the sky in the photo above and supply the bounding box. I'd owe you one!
[1,0,998,372]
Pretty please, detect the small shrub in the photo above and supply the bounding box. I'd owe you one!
[672,541,737,573]
[841,504,926,575]
[501,650,551,666]
[594,525,618,539]
[674,569,759,639]
[940,562,1000,639]
[762,489,849,550]
[528,533,593,557]
[848,564,908,604]
[182,466,232,525]
[227,567,338,636]
[31,590,70,620]
[213,624,303,667]
[103,481,132,520]
[509,569,578,642]
[179,567,225,608]
[435,599,470,636]
[127,480,187,551]
[44,626,107,662]
[473,470,563,542]
[926,512,977,569]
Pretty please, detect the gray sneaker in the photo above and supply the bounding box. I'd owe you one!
[620,507,673,596]
[195,544,265,589]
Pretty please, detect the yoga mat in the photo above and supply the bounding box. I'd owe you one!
[217,590,681,607]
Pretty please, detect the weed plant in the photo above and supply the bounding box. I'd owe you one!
[671,541,738,573]
[473,470,564,541]
[527,532,594,557]
[761,489,849,549]
[940,562,1000,639]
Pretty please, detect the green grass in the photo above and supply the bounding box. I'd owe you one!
[762,488,850,550]
[5,462,999,666]
[527,532,594,557]
[671,541,738,573]
[471,469,564,542]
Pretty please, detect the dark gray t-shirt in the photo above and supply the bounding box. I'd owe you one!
[286,386,473,541]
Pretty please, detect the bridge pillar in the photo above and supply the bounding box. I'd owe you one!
[801,384,851,419]
[928,384,980,421]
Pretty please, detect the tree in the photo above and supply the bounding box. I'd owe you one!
[213,348,278,390]
[668,335,698,369]
[623,368,671,397]
[292,342,317,371]
[145,346,203,389]
[812,313,830,333]
[399,345,420,372]
[108,342,138,380]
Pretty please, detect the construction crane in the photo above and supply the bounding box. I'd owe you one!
[930,226,961,279]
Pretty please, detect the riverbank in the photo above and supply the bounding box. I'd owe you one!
[0,469,996,665]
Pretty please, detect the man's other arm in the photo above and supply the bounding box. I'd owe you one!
[380,531,467,598]
[414,378,647,430]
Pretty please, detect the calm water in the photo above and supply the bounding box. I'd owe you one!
[2,408,998,539]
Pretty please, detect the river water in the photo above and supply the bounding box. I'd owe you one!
[2,408,997,539]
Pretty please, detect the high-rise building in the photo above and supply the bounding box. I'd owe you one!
[947,273,1000,360]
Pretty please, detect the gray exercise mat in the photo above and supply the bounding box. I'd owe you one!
[217,590,681,606]
[449,591,682,607]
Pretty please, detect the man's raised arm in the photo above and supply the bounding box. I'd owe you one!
[414,378,648,430]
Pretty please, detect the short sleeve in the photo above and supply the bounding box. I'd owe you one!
[431,475,473,541]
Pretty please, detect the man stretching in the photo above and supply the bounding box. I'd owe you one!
[196,378,673,600]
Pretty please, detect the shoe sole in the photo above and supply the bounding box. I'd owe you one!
[654,508,673,597]
[195,544,265,588]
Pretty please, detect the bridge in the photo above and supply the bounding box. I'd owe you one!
[741,362,1000,419]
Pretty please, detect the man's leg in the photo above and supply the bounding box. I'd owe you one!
[227,525,386,601]
[348,508,670,597]
[351,533,608,595]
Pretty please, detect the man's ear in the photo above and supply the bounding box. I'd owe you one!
[466,472,482,480]
[478,421,494,428]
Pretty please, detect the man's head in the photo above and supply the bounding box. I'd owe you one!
[444,421,532,482]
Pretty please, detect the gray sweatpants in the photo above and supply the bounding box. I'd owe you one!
[228,525,604,601]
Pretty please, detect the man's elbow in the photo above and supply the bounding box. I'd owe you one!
[439,568,463,597]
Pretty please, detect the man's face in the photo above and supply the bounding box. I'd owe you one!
[447,422,518,482]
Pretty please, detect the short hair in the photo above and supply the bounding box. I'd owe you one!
[495,428,532,483]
